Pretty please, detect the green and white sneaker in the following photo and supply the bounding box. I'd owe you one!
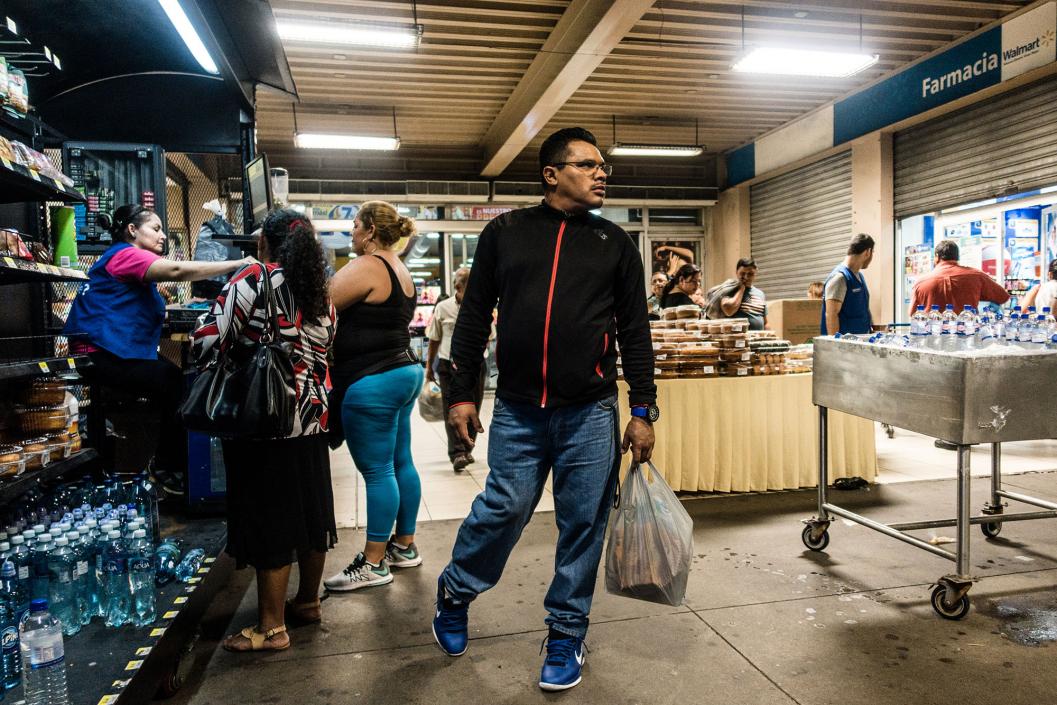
[385,538,423,568]
[324,553,393,592]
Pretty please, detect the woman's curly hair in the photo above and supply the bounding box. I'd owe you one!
[261,208,330,320]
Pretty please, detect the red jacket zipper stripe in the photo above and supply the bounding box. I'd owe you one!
[595,332,608,378]
[540,220,567,407]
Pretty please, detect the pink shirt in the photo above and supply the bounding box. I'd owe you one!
[106,246,161,284]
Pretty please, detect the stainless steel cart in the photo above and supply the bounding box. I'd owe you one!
[802,337,1057,620]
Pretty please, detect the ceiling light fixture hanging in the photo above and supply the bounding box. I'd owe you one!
[293,105,402,151]
[157,0,220,74]
[730,6,878,78]
[276,0,423,49]
[607,116,705,157]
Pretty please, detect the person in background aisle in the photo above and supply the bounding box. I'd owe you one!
[324,201,425,593]
[659,263,702,309]
[63,205,252,496]
[426,267,488,472]
[720,258,767,330]
[191,199,237,300]
[909,239,1010,317]
[646,270,668,318]
[822,234,875,336]
[191,209,336,653]
[432,127,657,692]
[807,281,825,300]
[1019,259,1057,313]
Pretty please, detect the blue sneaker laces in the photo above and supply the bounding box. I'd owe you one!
[540,635,587,666]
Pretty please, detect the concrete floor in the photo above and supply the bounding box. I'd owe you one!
[173,470,1057,705]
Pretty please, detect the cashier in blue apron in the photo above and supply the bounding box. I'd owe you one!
[821,233,875,335]
[63,204,251,493]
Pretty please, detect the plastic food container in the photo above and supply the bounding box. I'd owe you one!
[68,433,82,453]
[674,305,701,320]
[0,445,23,479]
[44,432,71,460]
[19,437,50,470]
[14,405,69,433]
[20,378,66,406]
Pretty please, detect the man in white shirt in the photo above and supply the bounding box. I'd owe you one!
[427,267,487,471]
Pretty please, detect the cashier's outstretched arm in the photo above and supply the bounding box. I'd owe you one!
[146,257,253,283]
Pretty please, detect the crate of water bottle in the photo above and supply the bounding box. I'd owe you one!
[899,303,1057,352]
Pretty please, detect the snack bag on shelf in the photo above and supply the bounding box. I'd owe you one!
[5,69,27,116]
[605,461,693,606]
[0,58,8,106]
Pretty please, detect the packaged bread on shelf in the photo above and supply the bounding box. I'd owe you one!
[0,444,23,479]
[14,405,70,434]
[19,436,50,470]
[19,378,67,406]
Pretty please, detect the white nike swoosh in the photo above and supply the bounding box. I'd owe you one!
[575,650,584,665]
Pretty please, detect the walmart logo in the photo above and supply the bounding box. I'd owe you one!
[1003,37,1042,62]
[1043,29,1055,48]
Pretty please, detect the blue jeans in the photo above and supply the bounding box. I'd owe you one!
[440,394,620,638]
[341,363,424,543]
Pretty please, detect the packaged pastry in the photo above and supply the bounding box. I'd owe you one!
[674,305,701,320]
[0,228,31,259]
[0,444,23,479]
[68,433,82,453]
[9,141,33,167]
[0,136,14,163]
[14,405,69,433]
[19,436,50,470]
[19,378,66,406]
[44,431,71,460]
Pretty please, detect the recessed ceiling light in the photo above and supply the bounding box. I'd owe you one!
[334,72,346,77]
[794,11,809,19]
[277,19,423,49]
[333,53,347,60]
[732,47,878,77]
[708,73,720,79]
[608,143,704,157]
[296,133,401,150]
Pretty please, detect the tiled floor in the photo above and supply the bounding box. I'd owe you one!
[330,393,1057,531]
[330,395,554,530]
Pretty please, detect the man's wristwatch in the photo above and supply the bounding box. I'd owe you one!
[630,404,660,424]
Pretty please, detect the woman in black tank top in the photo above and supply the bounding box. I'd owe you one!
[325,201,427,593]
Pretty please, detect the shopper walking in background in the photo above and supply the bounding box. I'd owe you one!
[191,209,336,652]
[426,267,487,472]
[63,204,252,496]
[659,263,702,309]
[646,270,668,317]
[432,127,657,692]
[324,201,425,593]
[909,239,1010,316]
[807,281,825,300]
[1019,259,1057,313]
[821,233,875,335]
[720,257,767,329]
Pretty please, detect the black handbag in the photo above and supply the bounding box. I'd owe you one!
[180,263,296,439]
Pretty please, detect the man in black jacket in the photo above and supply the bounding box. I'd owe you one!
[431,127,658,692]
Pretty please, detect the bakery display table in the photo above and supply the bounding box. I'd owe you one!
[617,374,876,492]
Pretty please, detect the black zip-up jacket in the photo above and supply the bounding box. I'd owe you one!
[448,201,656,409]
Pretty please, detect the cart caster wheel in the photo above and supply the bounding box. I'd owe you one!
[930,585,971,620]
[802,525,830,552]
[981,522,1002,538]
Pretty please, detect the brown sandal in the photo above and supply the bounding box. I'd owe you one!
[285,599,322,627]
[222,624,290,652]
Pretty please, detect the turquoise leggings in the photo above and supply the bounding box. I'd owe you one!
[341,363,424,543]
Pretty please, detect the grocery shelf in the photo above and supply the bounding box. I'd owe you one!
[0,449,98,506]
[0,156,84,204]
[0,256,88,285]
[4,516,230,705]
[0,354,88,381]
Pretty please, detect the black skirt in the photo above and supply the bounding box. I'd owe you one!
[222,433,338,570]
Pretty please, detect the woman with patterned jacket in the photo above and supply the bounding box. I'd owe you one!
[191,208,336,652]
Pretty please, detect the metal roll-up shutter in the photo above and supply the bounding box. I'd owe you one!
[894,75,1057,217]
[749,150,852,301]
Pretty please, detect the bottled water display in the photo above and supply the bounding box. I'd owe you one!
[19,599,69,705]
[45,539,78,638]
[835,305,1057,355]
[103,531,130,628]
[128,531,156,627]
[0,563,20,689]
[175,549,205,583]
[154,540,182,587]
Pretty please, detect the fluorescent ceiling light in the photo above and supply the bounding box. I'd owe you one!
[608,144,704,157]
[158,0,220,75]
[5,17,16,34]
[277,20,422,49]
[731,47,878,78]
[296,133,400,150]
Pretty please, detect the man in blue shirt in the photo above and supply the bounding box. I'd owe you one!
[822,233,875,335]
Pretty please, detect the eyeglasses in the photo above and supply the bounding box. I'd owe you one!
[552,161,614,176]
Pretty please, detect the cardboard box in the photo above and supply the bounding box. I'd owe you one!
[768,298,821,345]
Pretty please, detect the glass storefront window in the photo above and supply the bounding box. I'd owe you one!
[451,233,479,271]
[406,232,444,334]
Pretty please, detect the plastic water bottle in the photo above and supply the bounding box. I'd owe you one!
[127,530,155,627]
[174,549,205,583]
[993,311,1006,340]
[1018,314,1036,345]
[0,563,22,689]
[103,531,130,628]
[46,539,78,638]
[910,305,928,337]
[133,475,159,546]
[92,528,109,619]
[29,534,53,603]
[8,538,30,598]
[927,304,943,336]
[74,528,96,624]
[154,540,181,587]
[1044,307,1056,334]
[19,599,70,705]
[1031,315,1048,345]
[64,533,89,628]
[941,304,957,336]
[1005,313,1020,342]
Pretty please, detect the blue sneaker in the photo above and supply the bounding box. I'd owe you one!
[432,576,469,657]
[538,634,586,691]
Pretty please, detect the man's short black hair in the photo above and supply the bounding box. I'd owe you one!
[935,239,960,262]
[539,127,599,187]
[735,257,757,270]
[847,233,875,256]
